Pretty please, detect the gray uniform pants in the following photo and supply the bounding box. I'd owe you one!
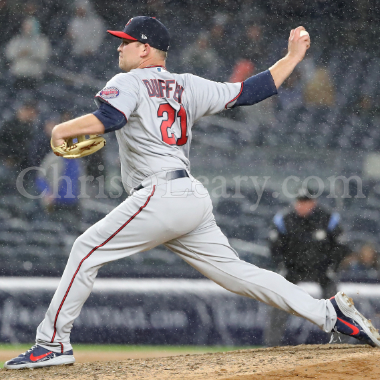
[36,174,337,352]
[264,281,338,347]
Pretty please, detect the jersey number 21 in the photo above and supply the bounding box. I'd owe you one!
[158,103,188,146]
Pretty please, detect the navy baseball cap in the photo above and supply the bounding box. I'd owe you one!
[107,16,170,52]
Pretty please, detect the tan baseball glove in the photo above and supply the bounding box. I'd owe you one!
[51,135,106,159]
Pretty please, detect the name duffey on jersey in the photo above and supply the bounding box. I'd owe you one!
[95,66,241,193]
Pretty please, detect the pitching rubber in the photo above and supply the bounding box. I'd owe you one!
[335,291,380,348]
[4,355,75,370]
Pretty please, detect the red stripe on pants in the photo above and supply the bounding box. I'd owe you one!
[51,186,156,343]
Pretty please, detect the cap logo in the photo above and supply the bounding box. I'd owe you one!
[141,34,147,39]
[126,18,133,27]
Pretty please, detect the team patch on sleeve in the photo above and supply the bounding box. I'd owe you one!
[99,87,120,99]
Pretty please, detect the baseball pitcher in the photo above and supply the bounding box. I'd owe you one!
[6,16,380,369]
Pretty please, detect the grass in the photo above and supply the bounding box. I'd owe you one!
[0,344,259,369]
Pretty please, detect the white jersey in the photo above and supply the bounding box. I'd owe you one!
[95,66,241,193]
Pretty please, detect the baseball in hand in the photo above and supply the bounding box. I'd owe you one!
[300,30,309,37]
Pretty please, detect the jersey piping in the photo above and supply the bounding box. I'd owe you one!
[225,82,244,109]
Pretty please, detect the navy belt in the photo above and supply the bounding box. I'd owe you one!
[134,169,189,192]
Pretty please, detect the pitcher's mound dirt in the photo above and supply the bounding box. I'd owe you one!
[1,344,379,380]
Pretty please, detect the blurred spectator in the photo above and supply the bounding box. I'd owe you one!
[239,1,266,25]
[227,58,277,129]
[145,0,167,19]
[229,59,255,83]
[238,24,268,69]
[5,16,51,90]
[208,13,240,76]
[340,243,379,274]
[209,13,229,57]
[304,66,335,107]
[36,150,84,232]
[0,0,22,47]
[264,186,350,346]
[182,32,221,80]
[0,99,38,170]
[354,95,378,118]
[67,0,104,60]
